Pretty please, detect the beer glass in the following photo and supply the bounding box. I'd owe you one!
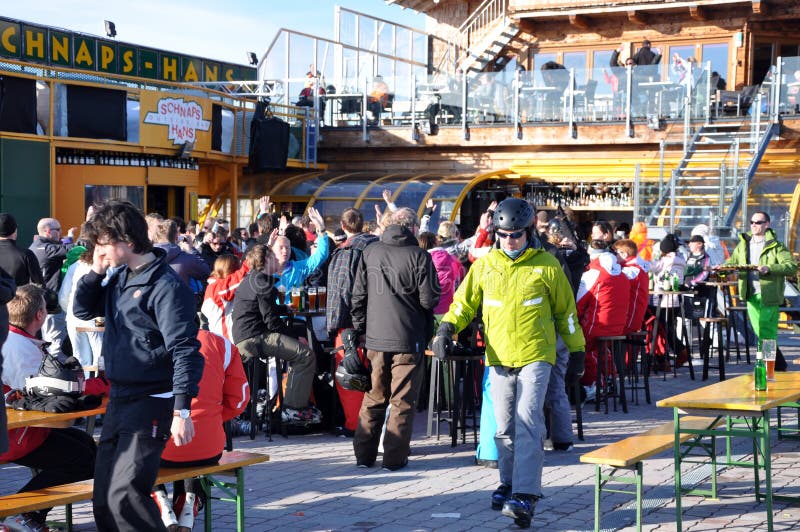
[307,287,318,312]
[762,339,777,381]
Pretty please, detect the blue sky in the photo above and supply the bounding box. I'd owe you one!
[3,0,425,65]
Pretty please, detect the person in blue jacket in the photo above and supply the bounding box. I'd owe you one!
[272,207,329,296]
[74,200,204,532]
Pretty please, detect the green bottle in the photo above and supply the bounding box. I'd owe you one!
[754,351,767,391]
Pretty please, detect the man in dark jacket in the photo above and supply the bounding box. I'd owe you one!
[73,200,204,532]
[200,227,239,269]
[631,39,661,66]
[153,218,211,289]
[30,217,73,355]
[0,213,44,287]
[326,208,378,434]
[348,207,440,471]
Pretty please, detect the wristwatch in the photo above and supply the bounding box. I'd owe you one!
[174,408,191,419]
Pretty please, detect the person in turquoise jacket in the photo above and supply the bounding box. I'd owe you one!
[716,212,797,370]
[432,198,585,529]
[272,207,330,298]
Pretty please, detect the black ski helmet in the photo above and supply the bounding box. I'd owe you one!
[492,198,535,231]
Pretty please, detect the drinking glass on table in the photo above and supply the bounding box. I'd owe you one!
[762,339,777,381]
[307,287,318,312]
[290,287,302,310]
[317,286,327,309]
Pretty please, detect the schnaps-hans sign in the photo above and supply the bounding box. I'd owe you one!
[139,92,212,151]
[0,16,257,82]
[144,97,211,145]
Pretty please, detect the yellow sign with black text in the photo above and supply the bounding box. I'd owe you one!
[0,16,256,82]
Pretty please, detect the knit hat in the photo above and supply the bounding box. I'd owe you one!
[0,212,17,237]
[660,234,679,254]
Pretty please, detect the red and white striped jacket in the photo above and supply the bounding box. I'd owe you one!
[620,257,650,333]
[576,252,630,339]
[200,264,249,342]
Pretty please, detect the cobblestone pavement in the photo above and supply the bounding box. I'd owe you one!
[2,337,800,531]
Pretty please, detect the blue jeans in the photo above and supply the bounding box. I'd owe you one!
[490,361,551,496]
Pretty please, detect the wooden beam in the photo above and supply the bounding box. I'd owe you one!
[627,10,648,26]
[753,0,767,15]
[689,6,707,21]
[569,14,590,30]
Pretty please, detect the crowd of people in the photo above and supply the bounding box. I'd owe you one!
[0,193,796,530]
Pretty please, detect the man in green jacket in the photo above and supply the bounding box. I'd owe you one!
[717,211,797,370]
[432,198,585,529]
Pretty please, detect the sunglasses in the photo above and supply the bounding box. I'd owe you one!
[496,229,525,239]
[750,220,767,225]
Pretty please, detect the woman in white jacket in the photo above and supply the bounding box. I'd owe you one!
[59,247,103,372]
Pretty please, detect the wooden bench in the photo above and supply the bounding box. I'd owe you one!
[0,450,269,531]
[580,416,721,532]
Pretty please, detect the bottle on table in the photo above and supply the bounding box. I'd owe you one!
[754,351,768,392]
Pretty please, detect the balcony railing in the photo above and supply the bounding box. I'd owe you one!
[305,56,800,140]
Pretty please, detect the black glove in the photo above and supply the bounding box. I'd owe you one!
[431,322,456,361]
[565,351,586,385]
[76,394,102,410]
[341,329,363,373]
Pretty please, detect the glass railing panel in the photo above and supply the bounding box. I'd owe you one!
[629,63,663,120]
[417,74,463,126]
[517,68,569,122]
[690,62,711,121]
[468,71,514,124]
[590,66,620,120]
[780,56,800,115]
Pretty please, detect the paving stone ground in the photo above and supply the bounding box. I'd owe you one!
[2,335,800,531]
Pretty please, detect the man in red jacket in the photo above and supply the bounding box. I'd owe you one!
[1,284,96,532]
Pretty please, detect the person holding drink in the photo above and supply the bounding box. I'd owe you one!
[715,211,797,371]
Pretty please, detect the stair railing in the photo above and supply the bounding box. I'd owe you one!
[459,0,508,52]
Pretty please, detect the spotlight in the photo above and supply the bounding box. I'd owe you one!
[247,52,259,66]
[104,20,117,39]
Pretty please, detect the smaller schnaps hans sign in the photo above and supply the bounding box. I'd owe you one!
[140,92,211,150]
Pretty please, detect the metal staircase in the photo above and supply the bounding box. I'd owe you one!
[446,0,519,75]
[641,101,778,233]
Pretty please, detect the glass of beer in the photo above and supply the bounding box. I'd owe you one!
[307,287,318,312]
[277,285,287,305]
[317,286,327,309]
[762,339,777,381]
[290,287,302,310]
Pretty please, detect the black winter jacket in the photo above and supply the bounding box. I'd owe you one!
[0,266,14,455]
[29,236,72,291]
[0,239,43,287]
[351,224,440,353]
[73,249,203,410]
[231,270,290,344]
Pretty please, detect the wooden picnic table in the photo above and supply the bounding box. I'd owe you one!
[657,373,800,531]
[5,397,108,430]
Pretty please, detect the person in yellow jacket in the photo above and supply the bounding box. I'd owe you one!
[432,198,585,529]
